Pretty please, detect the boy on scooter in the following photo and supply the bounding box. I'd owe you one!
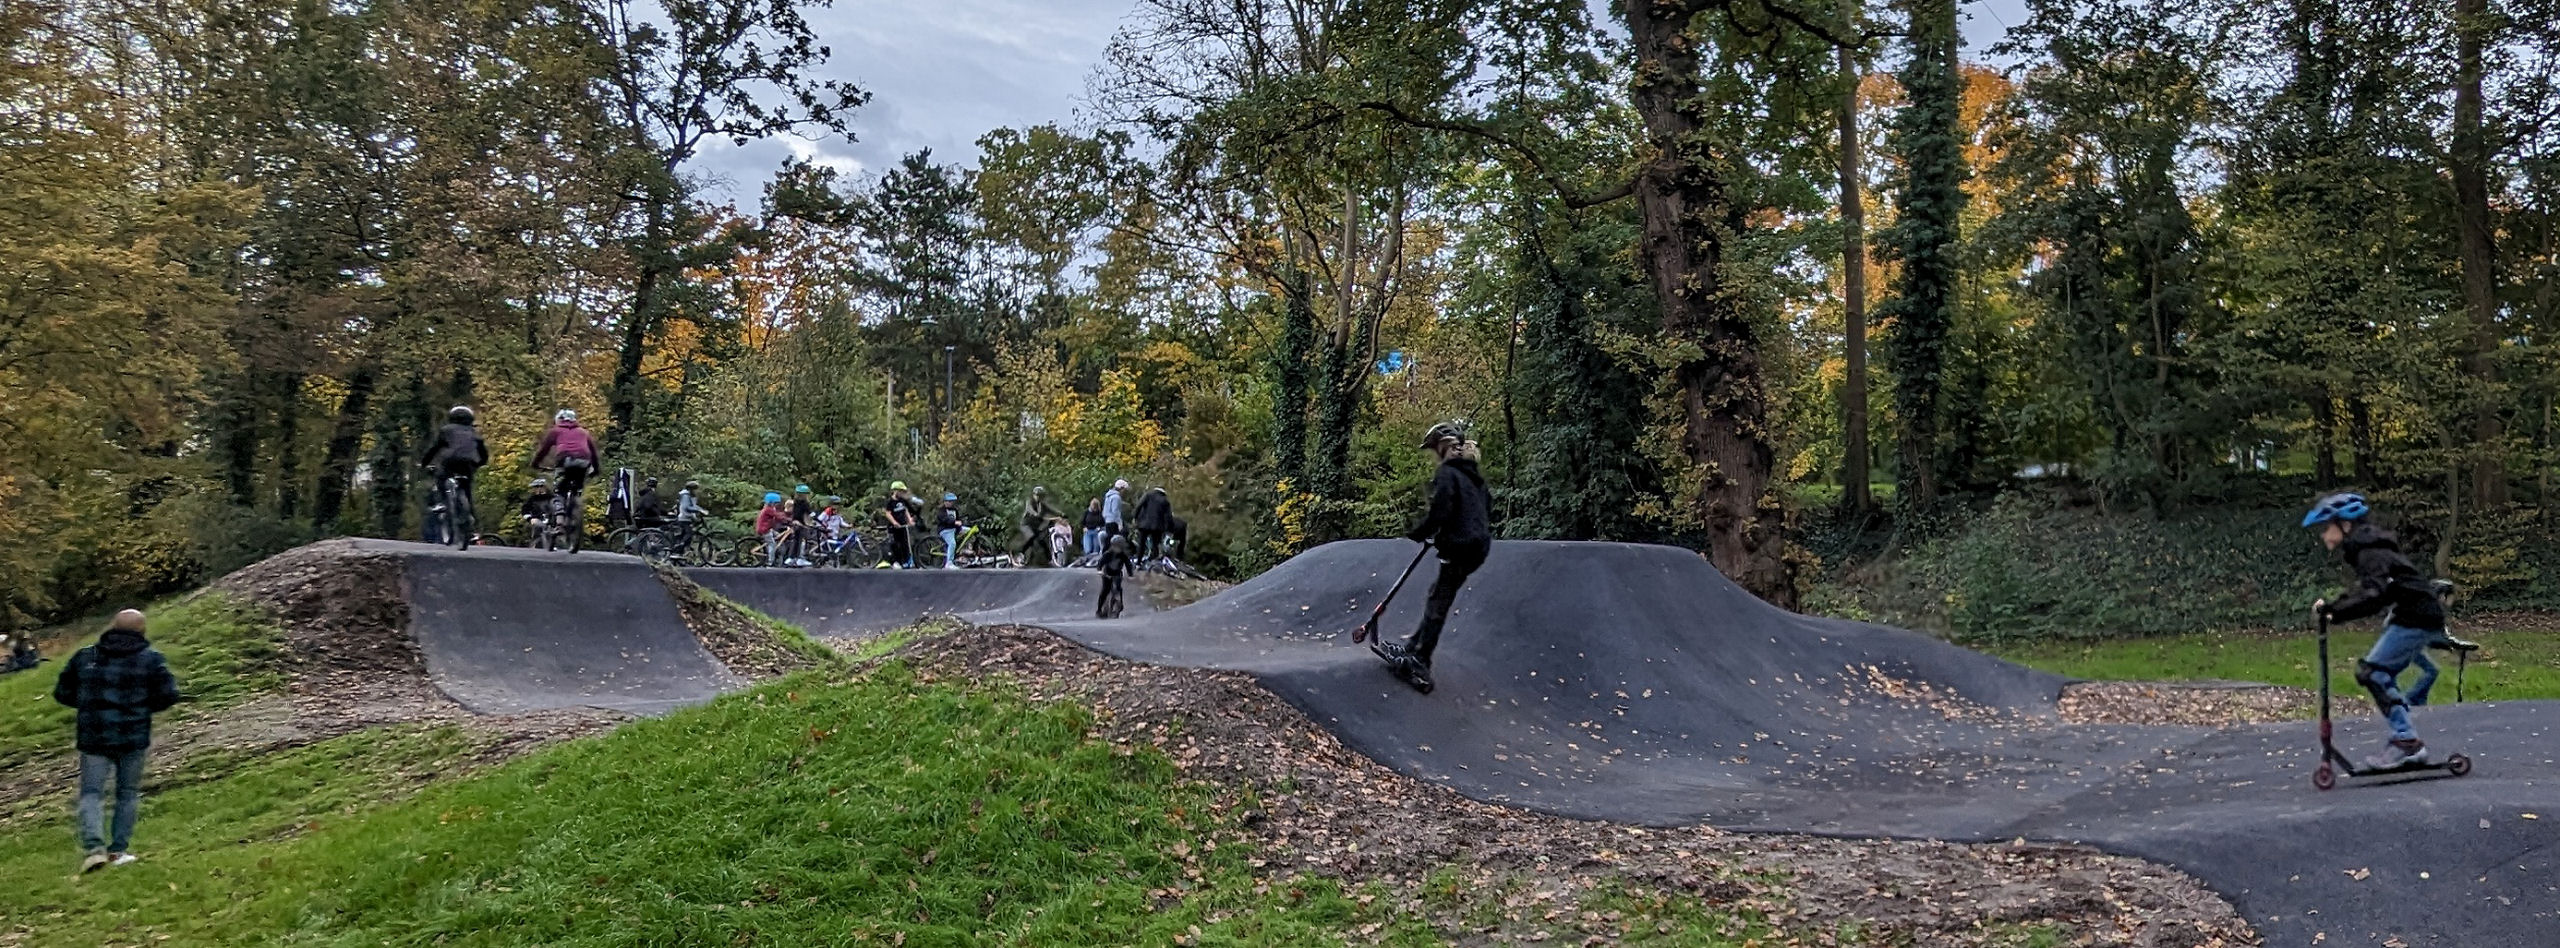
[2305,492,2452,770]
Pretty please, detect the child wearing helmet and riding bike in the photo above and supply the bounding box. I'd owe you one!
[2305,492,2470,770]
[419,406,489,545]
[754,492,792,565]
[531,409,599,504]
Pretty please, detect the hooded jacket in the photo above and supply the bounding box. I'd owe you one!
[533,421,596,468]
[419,423,489,473]
[1134,489,1175,532]
[52,627,180,754]
[1407,443,1493,553]
[2324,524,2446,630]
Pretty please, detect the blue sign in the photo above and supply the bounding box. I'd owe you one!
[1376,351,1409,375]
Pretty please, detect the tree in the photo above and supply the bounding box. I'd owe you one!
[1836,0,1876,513]
[1877,0,1967,508]
[582,0,866,448]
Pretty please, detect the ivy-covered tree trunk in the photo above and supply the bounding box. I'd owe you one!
[1622,0,1796,608]
[2451,0,2505,507]
[1271,268,1315,493]
[275,371,304,521]
[310,364,375,533]
[1836,0,1873,513]
[1878,0,1967,508]
[1308,335,1361,543]
[371,375,426,538]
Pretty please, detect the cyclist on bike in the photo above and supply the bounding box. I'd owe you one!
[935,493,965,569]
[418,406,488,544]
[754,492,792,565]
[521,479,555,527]
[880,482,919,569]
[531,409,599,498]
[817,497,853,562]
[676,481,706,523]
[633,477,664,528]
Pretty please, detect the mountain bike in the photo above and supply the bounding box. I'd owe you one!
[928,524,1007,568]
[536,481,584,553]
[426,472,476,551]
[806,528,875,569]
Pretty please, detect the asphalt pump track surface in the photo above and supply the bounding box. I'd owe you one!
[1037,540,2560,947]
[686,565,1106,638]
[360,539,739,716]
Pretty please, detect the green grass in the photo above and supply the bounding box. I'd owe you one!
[0,655,1882,947]
[1990,616,2560,702]
[0,592,284,768]
[0,664,1400,946]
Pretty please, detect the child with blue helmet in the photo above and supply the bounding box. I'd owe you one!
[2305,492,2454,769]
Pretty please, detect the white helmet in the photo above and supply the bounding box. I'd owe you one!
[1113,479,1129,492]
[554,409,578,424]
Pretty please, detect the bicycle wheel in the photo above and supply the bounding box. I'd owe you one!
[733,536,767,568]
[605,526,635,555]
[632,528,672,563]
[960,532,1003,568]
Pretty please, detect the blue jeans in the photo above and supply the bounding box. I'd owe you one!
[1082,528,1103,557]
[77,749,146,854]
[2362,623,2435,742]
[939,528,958,568]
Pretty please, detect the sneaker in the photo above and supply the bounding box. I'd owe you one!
[2365,738,2429,770]
[108,853,138,867]
[80,851,108,874]
[2432,634,2481,653]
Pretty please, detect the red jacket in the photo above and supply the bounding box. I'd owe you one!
[533,421,596,467]
[754,505,791,536]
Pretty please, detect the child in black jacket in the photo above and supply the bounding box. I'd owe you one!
[1097,534,1132,619]
[2306,492,2456,769]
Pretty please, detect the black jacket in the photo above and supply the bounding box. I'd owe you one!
[419,423,489,473]
[52,628,180,754]
[1407,451,1492,552]
[1134,490,1174,532]
[1099,548,1132,578]
[2325,524,2445,630]
[1081,507,1105,530]
[633,488,662,521]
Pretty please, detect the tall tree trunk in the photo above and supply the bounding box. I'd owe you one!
[1309,336,1360,542]
[275,372,304,520]
[310,365,376,532]
[1622,0,1797,608]
[1272,268,1315,493]
[2452,0,2505,506]
[372,374,425,537]
[2312,389,2338,486]
[610,262,663,451]
[1879,0,1967,509]
[1837,0,1873,513]
[2350,397,2378,484]
[215,375,261,507]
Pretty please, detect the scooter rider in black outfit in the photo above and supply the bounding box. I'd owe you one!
[1373,421,1493,694]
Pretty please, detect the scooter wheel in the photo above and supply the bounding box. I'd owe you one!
[2446,754,2472,777]
[2313,763,2336,791]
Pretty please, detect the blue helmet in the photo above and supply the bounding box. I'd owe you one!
[764,492,783,504]
[943,492,958,502]
[2302,492,2370,528]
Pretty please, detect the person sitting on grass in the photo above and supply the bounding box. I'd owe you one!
[52,609,180,873]
[2306,491,2452,770]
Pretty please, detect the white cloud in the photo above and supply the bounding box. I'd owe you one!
[691,0,1137,203]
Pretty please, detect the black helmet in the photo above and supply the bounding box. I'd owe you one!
[448,405,475,424]
[683,480,699,490]
[1419,421,1466,450]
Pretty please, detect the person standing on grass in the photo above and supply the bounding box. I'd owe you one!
[52,609,180,873]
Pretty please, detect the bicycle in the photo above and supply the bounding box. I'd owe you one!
[806,529,875,569]
[426,472,476,551]
[922,524,1005,568]
[535,482,584,553]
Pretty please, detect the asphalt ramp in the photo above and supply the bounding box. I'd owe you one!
[376,541,739,715]
[1037,539,2560,947]
[688,566,1108,639]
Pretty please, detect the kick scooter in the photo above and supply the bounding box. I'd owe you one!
[2312,608,2473,790]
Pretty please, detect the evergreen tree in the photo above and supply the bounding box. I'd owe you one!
[1877,0,1968,507]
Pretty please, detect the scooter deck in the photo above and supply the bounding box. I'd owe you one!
[2314,750,2472,790]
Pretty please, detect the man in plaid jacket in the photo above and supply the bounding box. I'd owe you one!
[53,608,180,872]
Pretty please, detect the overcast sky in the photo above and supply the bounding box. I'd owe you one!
[689,0,2035,204]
